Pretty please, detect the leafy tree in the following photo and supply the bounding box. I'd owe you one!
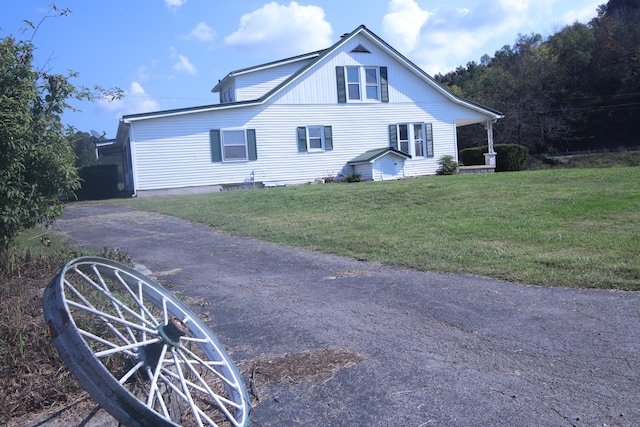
[437,0,640,154]
[544,23,595,150]
[71,131,98,168]
[586,0,640,145]
[0,5,121,256]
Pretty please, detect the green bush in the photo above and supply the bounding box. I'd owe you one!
[495,144,529,171]
[460,145,529,171]
[436,155,459,175]
[75,165,119,200]
[459,147,485,166]
[344,173,362,183]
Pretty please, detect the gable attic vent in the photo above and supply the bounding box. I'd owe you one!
[351,44,371,53]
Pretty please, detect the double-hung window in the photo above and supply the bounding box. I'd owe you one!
[210,128,257,162]
[345,66,379,101]
[414,124,424,157]
[389,123,434,158]
[336,66,388,103]
[297,126,333,152]
[364,67,379,100]
[346,67,361,100]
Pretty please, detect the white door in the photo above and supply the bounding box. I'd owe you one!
[380,156,399,180]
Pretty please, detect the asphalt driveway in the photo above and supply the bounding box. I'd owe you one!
[42,204,640,426]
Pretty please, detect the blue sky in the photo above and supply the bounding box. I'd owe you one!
[1,0,601,138]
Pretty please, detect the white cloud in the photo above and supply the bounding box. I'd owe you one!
[173,54,197,75]
[382,0,431,52]
[562,2,600,24]
[165,0,186,11]
[381,0,571,75]
[185,22,216,42]
[136,65,150,82]
[224,1,332,57]
[98,81,160,116]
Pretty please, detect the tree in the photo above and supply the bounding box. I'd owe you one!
[586,0,640,145]
[71,131,98,168]
[0,5,121,256]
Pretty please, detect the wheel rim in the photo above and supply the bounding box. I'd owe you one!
[43,257,250,427]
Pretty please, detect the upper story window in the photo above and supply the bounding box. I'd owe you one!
[336,66,388,104]
[345,66,380,101]
[220,87,234,104]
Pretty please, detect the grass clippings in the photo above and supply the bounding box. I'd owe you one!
[239,347,365,404]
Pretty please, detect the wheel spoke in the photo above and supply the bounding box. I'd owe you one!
[71,268,160,330]
[178,343,241,389]
[66,299,158,336]
[94,337,161,359]
[43,257,250,427]
[119,360,145,385]
[171,348,205,427]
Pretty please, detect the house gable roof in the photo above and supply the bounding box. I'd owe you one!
[121,25,503,123]
[210,49,326,93]
[348,147,412,165]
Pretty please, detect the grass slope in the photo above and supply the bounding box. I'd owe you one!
[116,167,639,290]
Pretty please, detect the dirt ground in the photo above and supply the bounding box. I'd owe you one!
[22,204,640,426]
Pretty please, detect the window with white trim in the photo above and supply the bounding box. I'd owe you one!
[297,126,333,152]
[346,67,361,100]
[414,124,424,157]
[210,128,257,162]
[222,130,247,160]
[364,67,379,100]
[344,66,380,101]
[336,66,388,104]
[389,123,433,158]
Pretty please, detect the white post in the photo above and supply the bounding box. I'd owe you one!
[484,120,497,167]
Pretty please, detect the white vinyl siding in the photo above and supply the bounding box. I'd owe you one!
[124,30,498,194]
[129,103,456,192]
[233,58,316,102]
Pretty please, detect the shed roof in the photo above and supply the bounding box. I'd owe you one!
[348,147,412,165]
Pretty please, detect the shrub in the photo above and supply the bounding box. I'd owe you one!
[459,147,485,166]
[459,145,529,171]
[436,155,459,175]
[344,173,362,183]
[495,144,529,171]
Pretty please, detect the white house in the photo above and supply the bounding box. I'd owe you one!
[113,25,503,197]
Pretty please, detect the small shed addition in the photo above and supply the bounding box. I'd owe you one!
[348,147,412,181]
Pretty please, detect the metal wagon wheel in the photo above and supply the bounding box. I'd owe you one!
[43,257,250,427]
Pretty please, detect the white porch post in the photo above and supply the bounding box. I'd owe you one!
[484,120,497,167]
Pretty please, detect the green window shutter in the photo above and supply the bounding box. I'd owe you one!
[297,126,308,152]
[380,67,389,103]
[389,124,398,150]
[210,129,222,162]
[336,66,346,104]
[247,129,257,161]
[323,126,333,151]
[425,123,434,158]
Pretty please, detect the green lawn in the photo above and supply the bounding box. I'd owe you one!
[109,167,640,290]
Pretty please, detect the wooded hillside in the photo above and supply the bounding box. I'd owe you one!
[435,0,640,155]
